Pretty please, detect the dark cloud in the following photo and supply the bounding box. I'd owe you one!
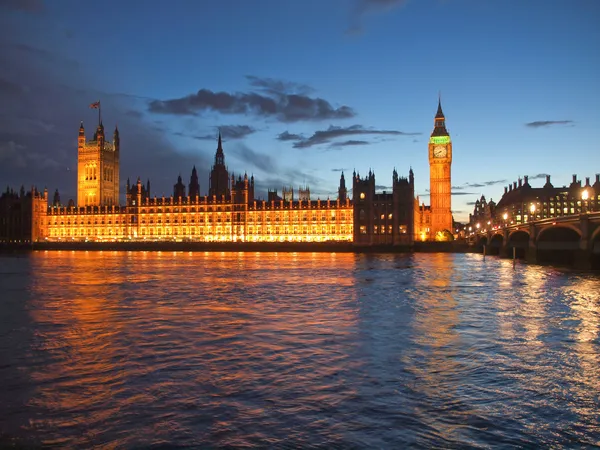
[528,173,549,180]
[452,191,478,196]
[347,0,408,35]
[0,24,213,203]
[453,179,507,190]
[375,185,392,191]
[230,143,277,174]
[125,110,143,119]
[9,42,79,69]
[290,124,420,149]
[331,168,350,172]
[148,80,355,123]
[330,139,369,148]
[0,0,43,12]
[466,201,477,206]
[525,120,574,128]
[246,75,313,96]
[277,131,304,141]
[176,125,256,141]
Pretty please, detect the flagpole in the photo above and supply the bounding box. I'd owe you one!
[98,101,101,127]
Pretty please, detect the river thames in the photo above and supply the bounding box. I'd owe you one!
[0,251,598,448]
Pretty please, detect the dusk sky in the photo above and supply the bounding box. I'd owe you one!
[1,0,598,221]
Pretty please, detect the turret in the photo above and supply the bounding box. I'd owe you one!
[52,189,60,207]
[174,174,186,198]
[338,171,347,202]
[78,122,85,148]
[113,125,120,152]
[189,165,200,198]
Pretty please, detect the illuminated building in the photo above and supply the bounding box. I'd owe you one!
[38,129,354,243]
[427,99,453,240]
[468,174,600,229]
[2,102,454,246]
[77,121,120,207]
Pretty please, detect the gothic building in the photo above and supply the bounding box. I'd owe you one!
[3,101,455,246]
[427,99,453,239]
[77,121,120,207]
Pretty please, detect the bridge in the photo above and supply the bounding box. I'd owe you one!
[467,212,600,269]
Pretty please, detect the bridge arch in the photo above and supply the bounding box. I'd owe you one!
[488,233,504,255]
[507,230,529,259]
[537,224,582,241]
[476,235,488,253]
[536,225,582,266]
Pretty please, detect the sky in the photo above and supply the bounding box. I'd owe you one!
[0,0,599,222]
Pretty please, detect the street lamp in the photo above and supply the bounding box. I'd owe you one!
[529,203,536,221]
[582,189,589,213]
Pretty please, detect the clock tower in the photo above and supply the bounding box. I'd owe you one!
[428,99,453,239]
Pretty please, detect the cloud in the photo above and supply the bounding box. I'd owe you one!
[331,168,350,172]
[148,78,355,123]
[347,0,409,35]
[525,120,574,128]
[230,143,277,174]
[290,124,420,149]
[452,179,507,190]
[329,139,369,148]
[277,131,304,141]
[375,185,392,191]
[528,173,548,180]
[0,0,44,13]
[466,201,477,206]
[189,125,257,141]
[246,75,313,96]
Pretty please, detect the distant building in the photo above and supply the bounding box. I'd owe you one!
[468,174,600,229]
[0,186,47,243]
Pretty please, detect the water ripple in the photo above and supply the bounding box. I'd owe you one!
[0,251,599,448]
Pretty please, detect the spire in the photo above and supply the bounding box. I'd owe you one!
[431,97,449,137]
[214,129,225,166]
[435,94,444,119]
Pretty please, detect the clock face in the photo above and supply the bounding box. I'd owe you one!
[433,145,447,158]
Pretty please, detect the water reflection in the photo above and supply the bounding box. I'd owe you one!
[0,251,598,447]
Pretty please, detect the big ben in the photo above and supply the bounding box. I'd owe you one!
[428,99,453,239]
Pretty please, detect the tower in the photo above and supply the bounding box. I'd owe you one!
[428,98,453,239]
[77,120,120,206]
[338,172,347,203]
[189,165,200,198]
[209,131,230,199]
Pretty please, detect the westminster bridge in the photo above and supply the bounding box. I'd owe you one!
[467,212,600,269]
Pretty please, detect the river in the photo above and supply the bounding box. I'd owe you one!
[0,251,598,448]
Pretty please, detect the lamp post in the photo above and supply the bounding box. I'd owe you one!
[529,203,536,221]
[503,212,508,227]
[582,189,589,213]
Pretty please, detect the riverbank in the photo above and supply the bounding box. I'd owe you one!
[1,241,474,253]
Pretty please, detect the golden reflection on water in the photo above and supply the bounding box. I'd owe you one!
[3,251,598,447]
[24,251,360,447]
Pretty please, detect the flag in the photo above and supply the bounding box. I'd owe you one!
[89,101,100,109]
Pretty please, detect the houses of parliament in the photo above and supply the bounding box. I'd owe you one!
[0,102,455,245]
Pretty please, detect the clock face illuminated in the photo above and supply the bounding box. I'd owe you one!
[433,145,447,158]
